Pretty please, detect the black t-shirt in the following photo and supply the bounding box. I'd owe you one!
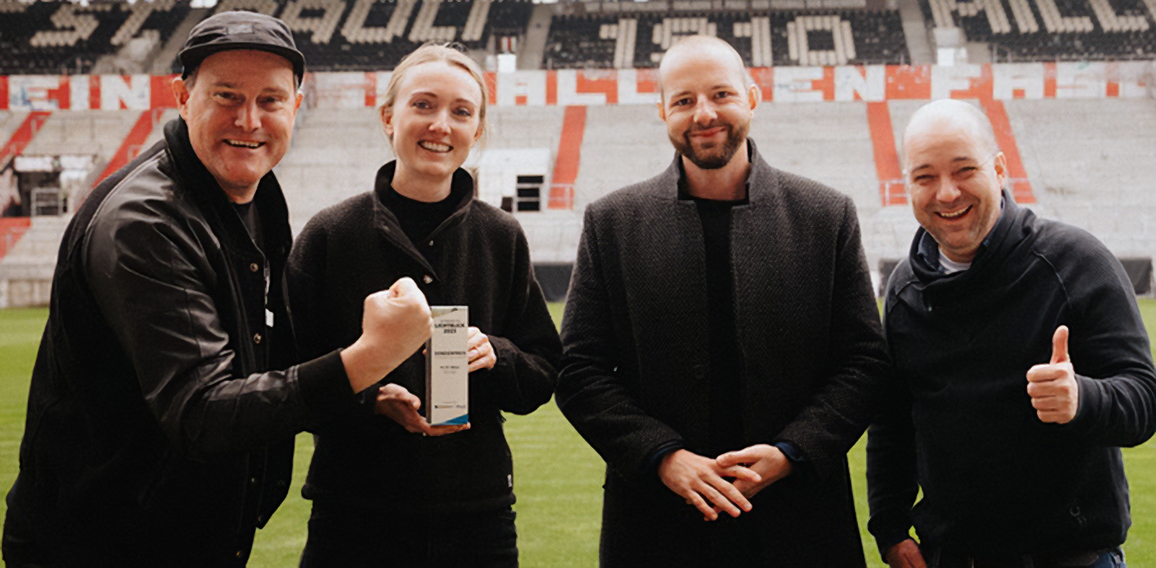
[234,200,263,248]
[681,184,749,455]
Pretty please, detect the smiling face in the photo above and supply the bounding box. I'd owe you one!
[174,49,301,202]
[658,38,757,171]
[382,60,483,199]
[904,108,1006,263]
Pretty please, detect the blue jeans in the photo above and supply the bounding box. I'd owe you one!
[1090,548,1125,568]
[299,502,518,568]
[924,547,1124,568]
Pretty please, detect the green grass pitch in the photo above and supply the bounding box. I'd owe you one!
[2,301,1155,567]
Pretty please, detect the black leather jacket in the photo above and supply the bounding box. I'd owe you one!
[3,119,353,568]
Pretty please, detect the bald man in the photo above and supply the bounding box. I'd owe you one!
[867,99,1156,568]
[557,36,890,566]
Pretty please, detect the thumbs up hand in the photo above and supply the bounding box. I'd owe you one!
[1026,325,1079,424]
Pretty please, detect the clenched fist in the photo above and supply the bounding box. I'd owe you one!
[341,277,432,392]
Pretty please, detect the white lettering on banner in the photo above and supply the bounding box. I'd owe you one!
[496,72,546,106]
[773,66,825,102]
[9,76,66,111]
[931,64,983,99]
[1056,62,1108,98]
[616,70,659,105]
[373,71,393,109]
[70,76,92,111]
[101,75,150,110]
[834,65,886,102]
[3,62,1152,112]
[557,70,607,106]
[1116,61,1151,97]
[993,63,1045,99]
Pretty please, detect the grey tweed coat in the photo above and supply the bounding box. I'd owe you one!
[557,141,890,567]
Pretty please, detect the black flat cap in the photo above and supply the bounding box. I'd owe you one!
[179,11,305,83]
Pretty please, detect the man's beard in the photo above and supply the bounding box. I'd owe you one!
[670,120,748,170]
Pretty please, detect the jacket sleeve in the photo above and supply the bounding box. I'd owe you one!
[866,273,920,561]
[85,199,353,461]
[285,214,383,424]
[555,205,686,481]
[285,216,335,363]
[866,300,919,560]
[476,227,561,415]
[774,198,893,470]
[1062,235,1156,446]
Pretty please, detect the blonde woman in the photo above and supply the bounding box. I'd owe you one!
[287,45,560,568]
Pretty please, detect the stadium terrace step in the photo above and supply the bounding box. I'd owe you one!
[0,214,70,308]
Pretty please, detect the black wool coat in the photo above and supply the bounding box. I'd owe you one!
[557,141,890,567]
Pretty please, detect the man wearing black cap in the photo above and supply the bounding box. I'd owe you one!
[2,12,432,567]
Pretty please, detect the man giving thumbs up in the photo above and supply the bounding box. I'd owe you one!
[866,100,1156,568]
[1027,326,1079,424]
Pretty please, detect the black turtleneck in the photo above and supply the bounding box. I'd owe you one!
[377,181,469,262]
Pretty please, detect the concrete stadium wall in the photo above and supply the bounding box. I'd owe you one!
[22,111,140,158]
[276,107,393,236]
[1008,98,1156,260]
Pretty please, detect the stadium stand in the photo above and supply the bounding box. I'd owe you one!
[543,13,618,68]
[3,0,1154,74]
[866,96,1156,291]
[208,0,534,72]
[545,8,910,68]
[920,0,1156,61]
[0,213,67,307]
[0,0,532,75]
[276,107,391,235]
[1,0,1154,304]
[23,110,140,170]
[1006,98,1156,256]
[0,0,189,75]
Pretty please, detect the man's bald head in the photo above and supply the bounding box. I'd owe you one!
[654,36,757,173]
[658,36,748,105]
[903,99,999,169]
[901,99,1007,263]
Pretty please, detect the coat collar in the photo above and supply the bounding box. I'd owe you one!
[371,161,474,236]
[655,138,780,207]
[368,160,476,277]
[907,188,1036,292]
[162,117,292,259]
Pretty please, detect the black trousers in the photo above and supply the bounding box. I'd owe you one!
[299,502,518,568]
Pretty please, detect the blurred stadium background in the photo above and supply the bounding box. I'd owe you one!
[0,0,1153,565]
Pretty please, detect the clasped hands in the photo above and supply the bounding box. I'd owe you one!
[374,326,496,436]
[657,444,792,522]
